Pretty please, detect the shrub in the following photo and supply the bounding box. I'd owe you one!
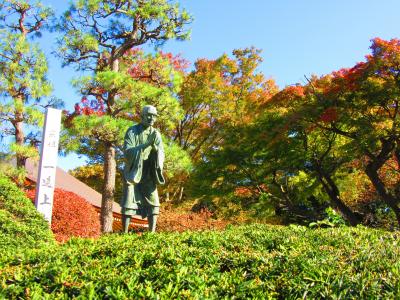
[26,188,100,242]
[0,175,54,253]
[1,224,399,298]
[157,206,228,232]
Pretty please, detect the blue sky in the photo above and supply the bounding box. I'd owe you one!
[38,0,400,170]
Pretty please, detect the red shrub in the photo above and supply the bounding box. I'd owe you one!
[26,188,101,242]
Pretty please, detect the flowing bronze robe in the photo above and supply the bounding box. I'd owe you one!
[121,124,165,217]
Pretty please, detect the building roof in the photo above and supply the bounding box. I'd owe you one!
[25,158,120,214]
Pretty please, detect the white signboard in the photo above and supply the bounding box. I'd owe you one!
[34,108,62,224]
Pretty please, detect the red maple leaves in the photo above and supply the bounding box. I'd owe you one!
[26,188,101,242]
[74,96,106,116]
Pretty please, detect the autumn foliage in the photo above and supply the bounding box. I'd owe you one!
[26,188,100,242]
[157,206,228,232]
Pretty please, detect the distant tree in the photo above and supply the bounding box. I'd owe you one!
[266,85,362,225]
[69,164,107,194]
[176,48,278,201]
[0,0,56,167]
[57,0,192,232]
[177,47,278,161]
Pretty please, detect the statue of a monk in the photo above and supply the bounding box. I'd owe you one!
[121,105,165,232]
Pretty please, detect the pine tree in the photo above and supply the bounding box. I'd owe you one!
[57,0,192,232]
[0,0,55,167]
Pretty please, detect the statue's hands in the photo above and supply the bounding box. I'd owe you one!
[150,131,160,151]
[146,131,158,150]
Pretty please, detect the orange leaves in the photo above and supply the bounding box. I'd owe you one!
[157,206,228,232]
[269,85,305,107]
[176,48,279,163]
[370,38,400,63]
[287,85,305,97]
[303,38,400,100]
[234,186,253,198]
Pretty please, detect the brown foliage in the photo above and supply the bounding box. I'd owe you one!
[157,206,228,232]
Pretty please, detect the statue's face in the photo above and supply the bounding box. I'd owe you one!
[141,111,157,127]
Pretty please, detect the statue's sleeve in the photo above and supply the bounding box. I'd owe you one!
[123,127,145,184]
[124,128,144,160]
[153,130,166,185]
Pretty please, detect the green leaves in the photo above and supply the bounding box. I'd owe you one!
[163,139,192,178]
[69,115,130,145]
[0,175,54,255]
[1,225,399,298]
[0,0,56,167]
[0,35,52,99]
[57,0,192,71]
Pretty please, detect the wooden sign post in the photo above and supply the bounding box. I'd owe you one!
[34,108,62,224]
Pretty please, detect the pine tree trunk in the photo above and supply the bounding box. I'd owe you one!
[101,143,116,233]
[15,119,25,168]
[99,57,120,233]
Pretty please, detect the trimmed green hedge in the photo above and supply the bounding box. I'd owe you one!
[0,176,54,254]
[1,224,399,298]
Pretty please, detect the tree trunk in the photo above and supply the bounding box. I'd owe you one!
[366,163,400,227]
[394,148,400,171]
[99,57,120,233]
[316,166,361,226]
[15,119,26,168]
[101,143,116,233]
[178,185,184,202]
[165,191,170,202]
[363,138,400,226]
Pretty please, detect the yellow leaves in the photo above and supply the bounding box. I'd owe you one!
[212,176,224,188]
[374,119,392,131]
[226,164,237,171]
[365,76,386,87]
[9,143,39,159]
[70,164,103,178]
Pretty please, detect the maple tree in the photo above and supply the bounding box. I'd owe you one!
[299,38,400,226]
[176,47,278,160]
[187,38,400,225]
[0,0,58,167]
[56,1,192,232]
[250,38,400,226]
[174,47,278,202]
[188,107,354,224]
[271,85,364,224]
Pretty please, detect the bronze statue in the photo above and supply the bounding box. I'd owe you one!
[121,105,165,232]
